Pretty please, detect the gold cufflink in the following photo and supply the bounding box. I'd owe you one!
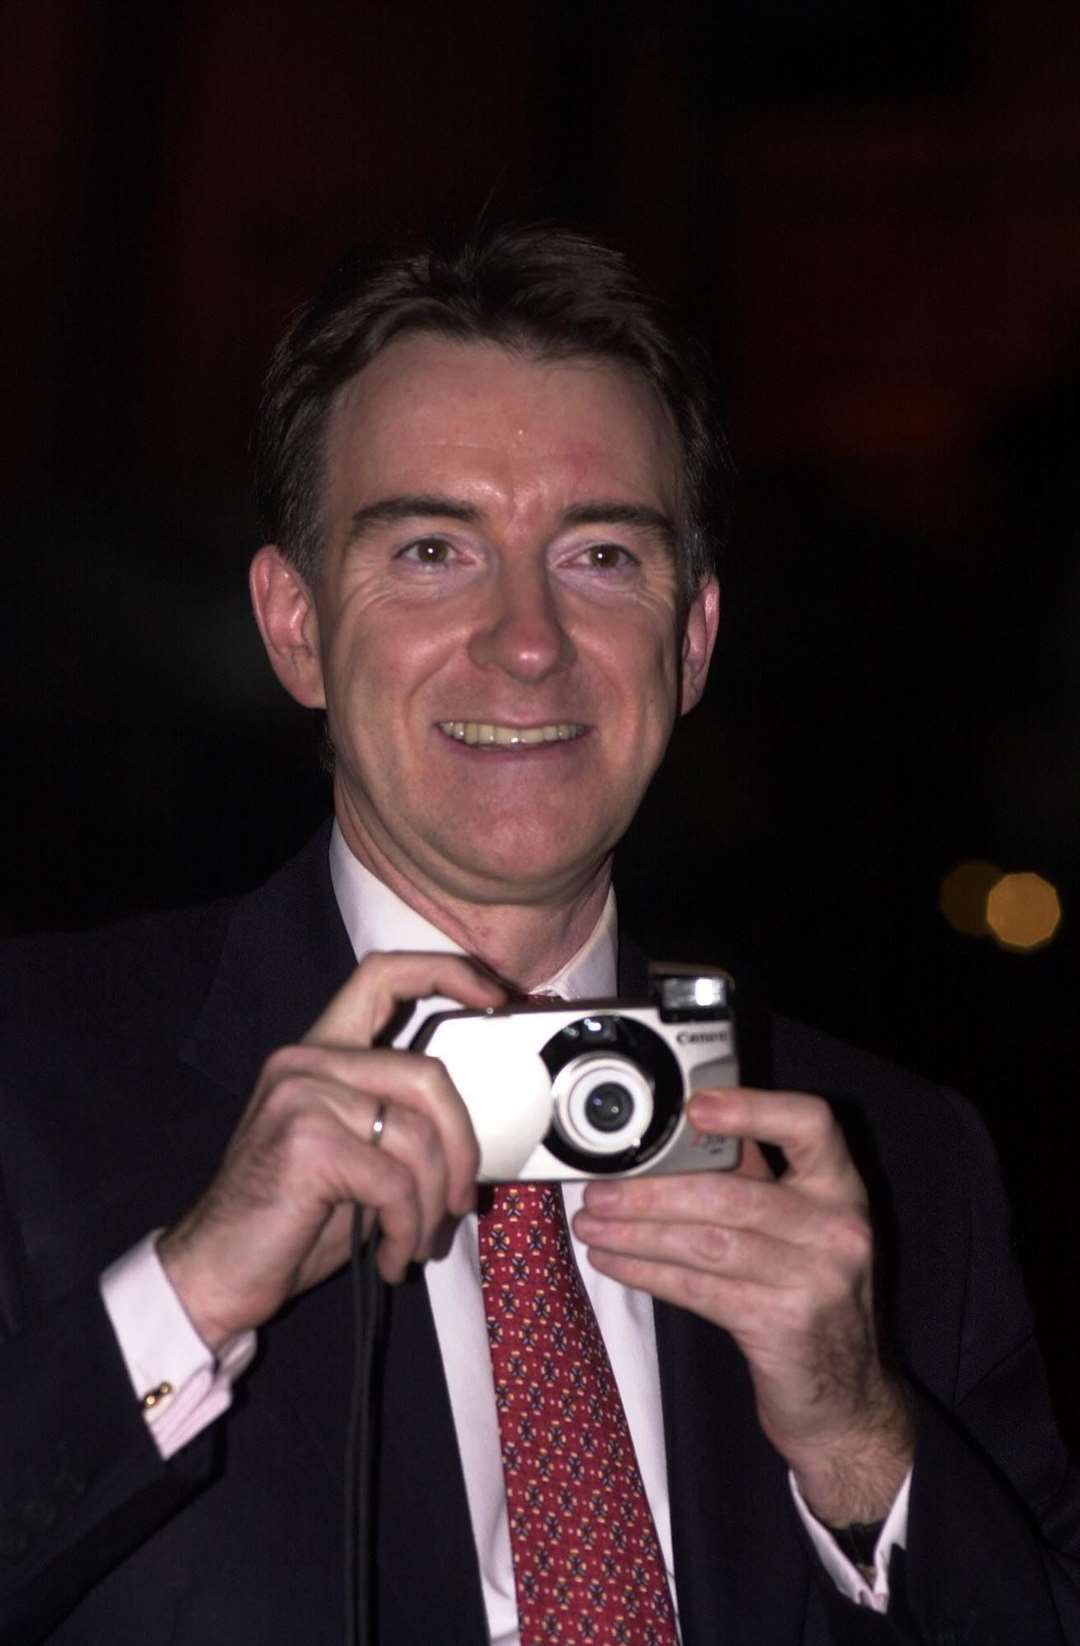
[140,1382,174,1411]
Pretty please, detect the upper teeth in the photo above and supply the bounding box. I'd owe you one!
[437,721,585,747]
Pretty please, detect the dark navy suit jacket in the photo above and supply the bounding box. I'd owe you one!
[1,826,1078,1644]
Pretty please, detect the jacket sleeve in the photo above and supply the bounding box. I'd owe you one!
[0,1256,215,1642]
[816,1090,1080,1646]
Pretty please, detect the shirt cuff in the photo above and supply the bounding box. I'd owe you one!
[788,1469,912,1614]
[100,1229,256,1460]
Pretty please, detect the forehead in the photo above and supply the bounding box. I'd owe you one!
[321,334,680,515]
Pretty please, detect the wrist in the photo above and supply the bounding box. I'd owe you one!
[157,1225,239,1357]
[787,1380,914,1527]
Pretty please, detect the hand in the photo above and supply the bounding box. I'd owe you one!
[159,952,505,1352]
[573,1086,913,1525]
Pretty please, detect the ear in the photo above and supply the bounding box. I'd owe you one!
[249,545,327,709]
[678,575,720,714]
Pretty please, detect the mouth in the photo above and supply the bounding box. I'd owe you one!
[436,720,587,748]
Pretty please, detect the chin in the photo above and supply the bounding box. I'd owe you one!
[444,838,613,906]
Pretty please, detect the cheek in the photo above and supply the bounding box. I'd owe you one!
[322,620,430,713]
[605,624,680,723]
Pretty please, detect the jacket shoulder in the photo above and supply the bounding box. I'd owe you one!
[0,900,238,1053]
[771,1012,978,1138]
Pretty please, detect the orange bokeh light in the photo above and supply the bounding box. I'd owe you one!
[985,872,1063,953]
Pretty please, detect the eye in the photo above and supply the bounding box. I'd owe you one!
[575,542,636,571]
[396,537,455,567]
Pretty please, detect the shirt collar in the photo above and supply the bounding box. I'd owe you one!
[328,820,618,1002]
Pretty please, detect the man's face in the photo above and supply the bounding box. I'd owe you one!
[258,334,718,912]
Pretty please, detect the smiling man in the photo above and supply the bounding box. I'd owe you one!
[250,333,715,981]
[1,226,1078,1646]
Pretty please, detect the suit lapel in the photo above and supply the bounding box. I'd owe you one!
[236,1261,487,1646]
[655,1300,812,1645]
[179,820,355,1100]
[376,1270,489,1642]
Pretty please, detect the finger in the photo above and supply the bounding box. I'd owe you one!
[262,1044,480,1214]
[304,951,506,1052]
[574,1210,823,1291]
[584,1245,775,1324]
[580,1172,836,1248]
[686,1087,860,1193]
[582,1233,877,1378]
[174,1095,431,1331]
[229,1064,451,1261]
[285,1104,431,1283]
[346,1095,448,1258]
[334,1049,478,1217]
[304,1130,425,1284]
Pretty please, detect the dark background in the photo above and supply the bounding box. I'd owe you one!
[7,2,1080,1438]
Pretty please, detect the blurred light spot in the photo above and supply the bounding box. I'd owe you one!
[939,861,1002,937]
[986,873,1062,953]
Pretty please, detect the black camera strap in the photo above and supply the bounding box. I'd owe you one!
[344,1210,387,1646]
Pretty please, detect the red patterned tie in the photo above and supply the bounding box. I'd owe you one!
[478,1182,679,1646]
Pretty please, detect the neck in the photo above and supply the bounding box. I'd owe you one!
[412,888,610,993]
[335,816,613,993]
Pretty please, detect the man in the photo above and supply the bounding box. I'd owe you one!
[1,225,1077,1645]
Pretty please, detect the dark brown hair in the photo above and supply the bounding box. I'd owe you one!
[254,223,731,608]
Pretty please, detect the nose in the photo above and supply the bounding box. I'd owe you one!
[466,559,576,682]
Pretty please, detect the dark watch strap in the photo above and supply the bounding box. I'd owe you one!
[825,1519,886,1569]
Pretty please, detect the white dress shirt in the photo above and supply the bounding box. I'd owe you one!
[101,823,908,1629]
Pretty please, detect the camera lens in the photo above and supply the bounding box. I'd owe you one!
[551,1053,655,1157]
[584,1083,635,1133]
[542,1016,683,1174]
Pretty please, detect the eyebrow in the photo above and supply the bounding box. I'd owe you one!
[562,501,677,552]
[346,494,480,543]
[345,493,678,551]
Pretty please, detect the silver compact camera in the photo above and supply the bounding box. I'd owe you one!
[410,964,740,1182]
